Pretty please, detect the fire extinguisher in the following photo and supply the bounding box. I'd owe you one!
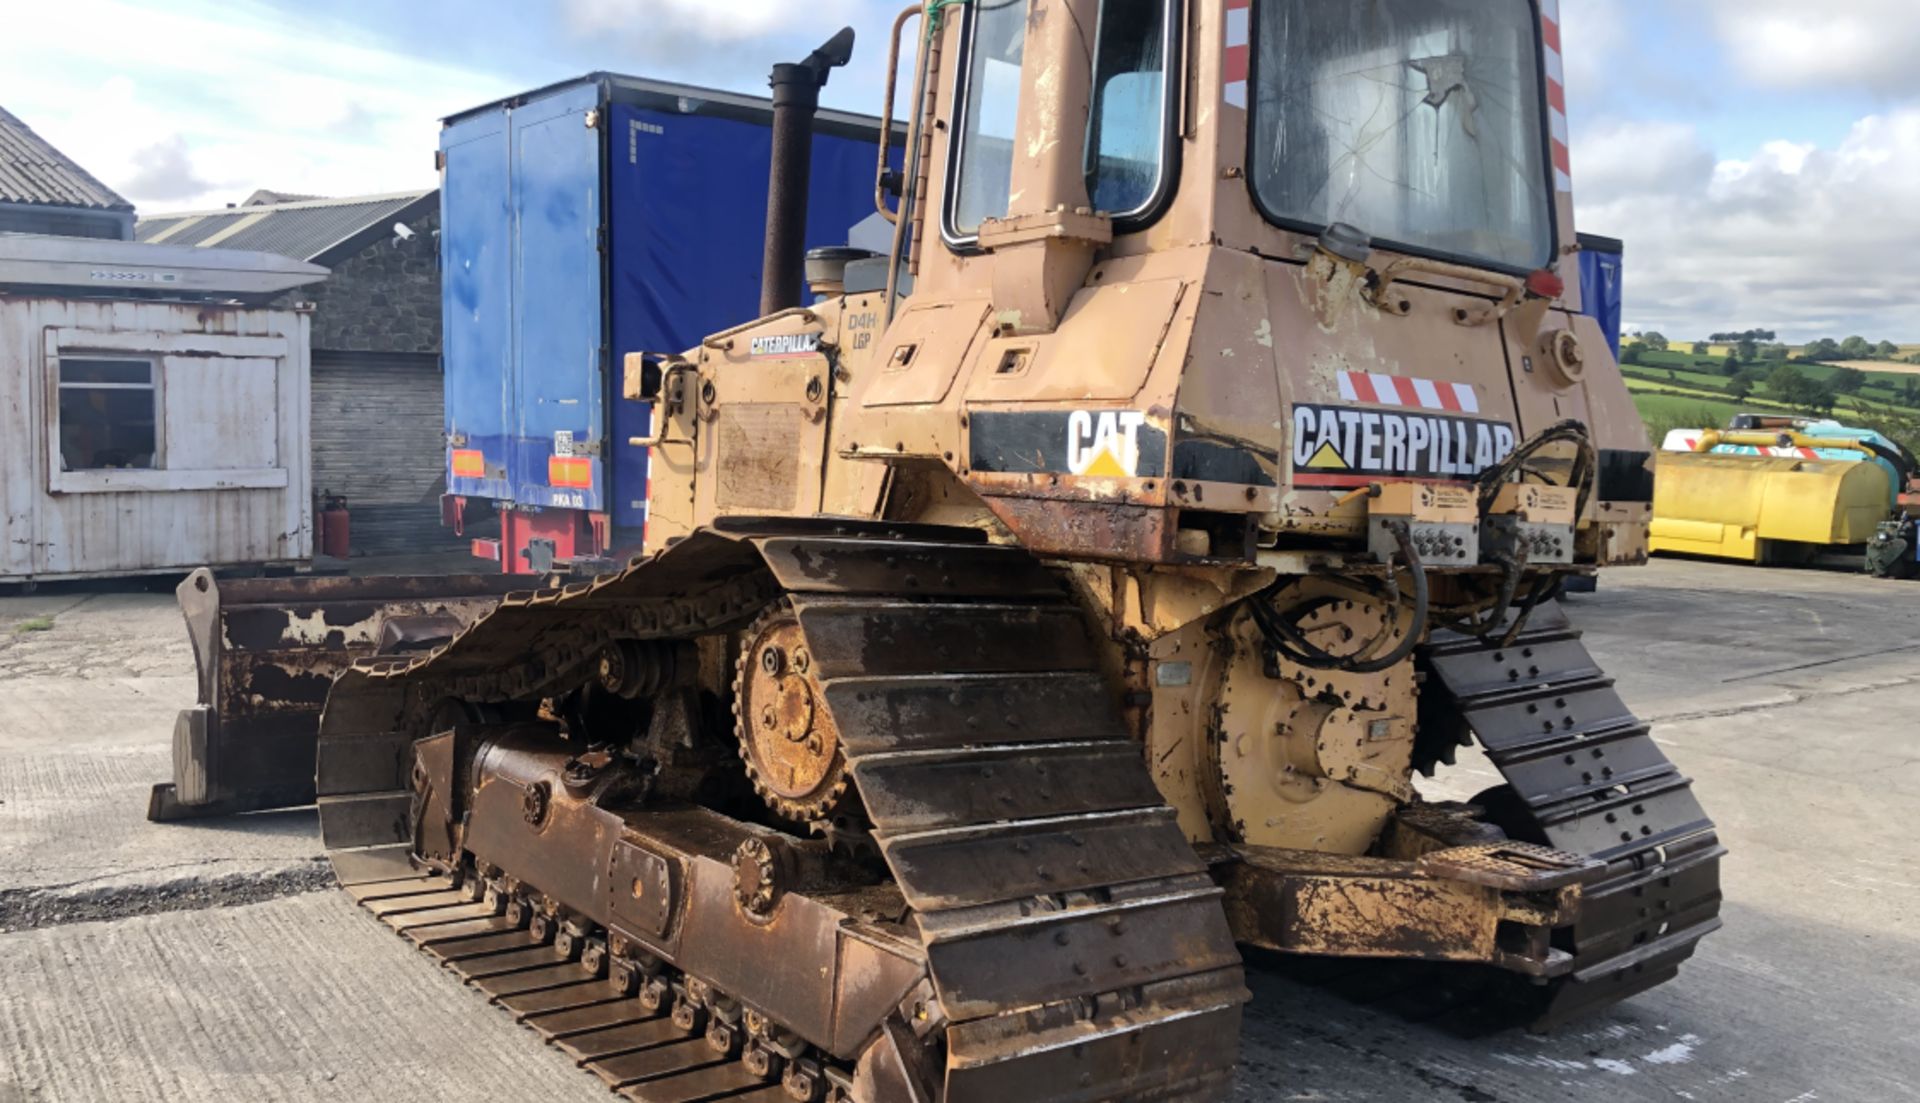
[318,492,351,558]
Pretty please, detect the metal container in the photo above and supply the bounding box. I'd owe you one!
[0,235,325,581]
[437,73,901,573]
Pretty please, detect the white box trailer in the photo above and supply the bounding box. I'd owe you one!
[0,235,327,582]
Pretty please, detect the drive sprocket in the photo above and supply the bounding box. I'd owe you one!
[731,600,849,826]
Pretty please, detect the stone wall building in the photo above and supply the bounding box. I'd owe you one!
[301,208,441,354]
[138,191,454,555]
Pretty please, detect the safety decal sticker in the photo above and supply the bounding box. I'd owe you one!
[968,410,1169,480]
[1541,0,1573,193]
[548,455,593,489]
[1293,404,1514,487]
[450,449,486,479]
[1223,0,1251,109]
[1337,371,1481,415]
[749,333,821,358]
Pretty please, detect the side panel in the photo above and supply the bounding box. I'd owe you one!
[510,83,606,514]
[606,105,886,532]
[440,109,514,504]
[0,299,36,578]
[1578,243,1624,361]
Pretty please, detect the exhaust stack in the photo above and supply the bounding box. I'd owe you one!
[760,27,856,316]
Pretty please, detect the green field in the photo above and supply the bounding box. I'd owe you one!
[1617,343,1920,456]
[1629,393,1752,444]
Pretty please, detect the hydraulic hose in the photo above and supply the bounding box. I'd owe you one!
[1476,419,1598,519]
[1252,523,1428,675]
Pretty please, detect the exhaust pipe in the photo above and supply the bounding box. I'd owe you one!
[760,27,857,316]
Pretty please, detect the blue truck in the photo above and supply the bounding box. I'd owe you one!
[437,74,896,573]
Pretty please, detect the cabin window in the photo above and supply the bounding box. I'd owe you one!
[945,0,1029,242]
[1086,0,1177,222]
[57,357,158,471]
[1249,0,1555,272]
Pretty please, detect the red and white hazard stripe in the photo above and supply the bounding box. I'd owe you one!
[1339,371,1481,415]
[1223,0,1251,109]
[1540,0,1572,193]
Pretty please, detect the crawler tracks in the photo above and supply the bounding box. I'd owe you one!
[1420,605,1726,1029]
[330,851,811,1102]
[313,521,1248,1102]
[299,519,1714,1100]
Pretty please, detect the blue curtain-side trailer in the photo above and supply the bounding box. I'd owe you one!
[1576,232,1624,362]
[439,74,896,573]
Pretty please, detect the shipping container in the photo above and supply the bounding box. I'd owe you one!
[0,234,326,582]
[438,73,899,573]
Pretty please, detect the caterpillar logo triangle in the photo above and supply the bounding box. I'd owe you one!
[1078,447,1131,478]
[1304,441,1349,470]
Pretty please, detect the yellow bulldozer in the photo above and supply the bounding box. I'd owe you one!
[153,3,1722,1099]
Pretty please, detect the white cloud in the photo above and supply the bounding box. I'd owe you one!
[1574,120,1716,204]
[1704,0,1920,97]
[0,0,513,212]
[1575,110,1920,341]
[565,0,855,42]
[1558,0,1630,109]
[562,0,867,63]
[121,134,211,202]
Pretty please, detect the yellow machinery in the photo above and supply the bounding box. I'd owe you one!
[152,3,1728,1098]
[1653,429,1897,564]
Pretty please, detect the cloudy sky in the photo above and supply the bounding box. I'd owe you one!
[3,0,1916,341]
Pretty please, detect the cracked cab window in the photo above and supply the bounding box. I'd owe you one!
[1249,0,1553,272]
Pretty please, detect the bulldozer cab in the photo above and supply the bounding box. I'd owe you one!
[925,0,1573,290]
[638,0,1651,570]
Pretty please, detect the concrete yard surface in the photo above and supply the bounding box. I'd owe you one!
[2,559,1917,1101]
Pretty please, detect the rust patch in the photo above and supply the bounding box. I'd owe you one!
[978,495,1174,562]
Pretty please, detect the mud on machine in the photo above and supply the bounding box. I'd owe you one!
[156,3,1721,1099]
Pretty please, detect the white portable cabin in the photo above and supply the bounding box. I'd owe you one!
[0,235,327,582]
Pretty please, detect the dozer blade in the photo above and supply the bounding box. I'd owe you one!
[148,568,521,821]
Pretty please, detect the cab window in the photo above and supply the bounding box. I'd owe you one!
[1086,0,1176,221]
[945,0,1028,241]
[946,0,1176,245]
[1249,0,1555,272]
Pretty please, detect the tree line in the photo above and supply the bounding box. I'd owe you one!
[1798,336,1904,362]
[1629,331,1908,365]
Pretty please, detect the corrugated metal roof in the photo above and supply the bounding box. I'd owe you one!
[148,215,236,249]
[0,105,133,211]
[136,191,435,264]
